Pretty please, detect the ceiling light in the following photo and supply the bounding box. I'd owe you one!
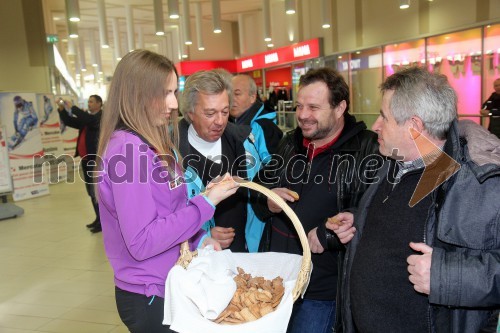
[321,0,331,29]
[78,36,86,72]
[154,0,165,36]
[111,18,122,62]
[65,0,80,22]
[125,4,136,52]
[97,0,109,48]
[285,0,296,14]
[194,2,205,50]
[399,0,410,9]
[212,0,222,33]
[89,30,98,67]
[68,20,79,38]
[182,0,192,45]
[168,0,179,19]
[263,0,271,41]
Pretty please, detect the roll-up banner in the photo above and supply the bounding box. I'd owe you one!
[36,94,68,183]
[0,92,49,201]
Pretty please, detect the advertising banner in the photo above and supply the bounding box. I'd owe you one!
[0,92,49,201]
[0,126,13,194]
[36,94,67,183]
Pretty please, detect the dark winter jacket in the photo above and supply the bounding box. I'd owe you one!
[178,118,265,252]
[340,120,500,333]
[254,113,380,332]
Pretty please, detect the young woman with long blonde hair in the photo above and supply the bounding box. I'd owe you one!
[97,49,238,333]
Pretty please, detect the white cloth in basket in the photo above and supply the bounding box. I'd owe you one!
[179,248,236,320]
[164,250,305,333]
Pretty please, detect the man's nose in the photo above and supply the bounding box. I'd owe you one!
[214,113,224,125]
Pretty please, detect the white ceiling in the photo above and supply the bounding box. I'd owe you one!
[44,0,267,81]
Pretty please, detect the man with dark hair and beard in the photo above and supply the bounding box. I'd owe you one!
[253,67,380,333]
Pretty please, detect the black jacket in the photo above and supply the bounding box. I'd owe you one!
[254,113,380,331]
[178,118,254,252]
[59,106,101,159]
[341,120,500,333]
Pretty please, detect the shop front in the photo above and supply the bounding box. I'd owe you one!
[236,38,323,129]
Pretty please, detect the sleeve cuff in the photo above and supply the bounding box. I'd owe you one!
[316,221,329,249]
[197,234,209,249]
[201,194,216,209]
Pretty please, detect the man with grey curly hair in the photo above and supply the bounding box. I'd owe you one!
[329,66,500,333]
[178,69,264,252]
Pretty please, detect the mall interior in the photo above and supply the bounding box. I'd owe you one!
[0,0,499,332]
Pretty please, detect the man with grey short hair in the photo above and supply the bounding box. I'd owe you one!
[329,67,500,332]
[179,69,264,252]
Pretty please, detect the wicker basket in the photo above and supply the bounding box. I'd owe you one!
[176,179,312,301]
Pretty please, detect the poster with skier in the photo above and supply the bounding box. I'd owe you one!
[0,92,49,201]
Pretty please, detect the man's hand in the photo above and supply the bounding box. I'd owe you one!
[267,188,298,213]
[325,212,356,244]
[307,227,324,254]
[407,242,433,295]
[210,226,235,249]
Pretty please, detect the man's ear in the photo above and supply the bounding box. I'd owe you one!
[250,93,257,104]
[409,116,425,140]
[335,100,347,119]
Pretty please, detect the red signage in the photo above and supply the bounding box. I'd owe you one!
[175,59,237,76]
[236,38,321,72]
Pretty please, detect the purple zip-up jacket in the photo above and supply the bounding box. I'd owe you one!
[98,130,214,298]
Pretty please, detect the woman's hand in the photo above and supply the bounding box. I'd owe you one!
[204,173,239,205]
[201,236,222,251]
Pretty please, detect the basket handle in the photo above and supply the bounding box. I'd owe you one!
[238,180,311,301]
[177,180,312,301]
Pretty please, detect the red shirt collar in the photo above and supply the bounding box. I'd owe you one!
[302,130,343,160]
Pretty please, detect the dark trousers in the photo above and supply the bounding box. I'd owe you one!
[81,158,100,222]
[115,287,175,333]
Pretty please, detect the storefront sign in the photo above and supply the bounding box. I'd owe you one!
[237,38,322,72]
[175,60,237,76]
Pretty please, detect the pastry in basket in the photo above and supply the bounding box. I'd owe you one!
[214,267,285,325]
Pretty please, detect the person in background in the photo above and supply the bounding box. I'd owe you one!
[96,50,239,333]
[230,74,284,252]
[329,67,500,332]
[179,69,264,252]
[231,74,283,158]
[480,77,500,138]
[58,94,103,233]
[253,67,380,333]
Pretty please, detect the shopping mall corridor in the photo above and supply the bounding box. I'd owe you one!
[0,179,128,332]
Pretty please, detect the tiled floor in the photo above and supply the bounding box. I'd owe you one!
[0,179,129,332]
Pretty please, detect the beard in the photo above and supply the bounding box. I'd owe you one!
[300,120,334,141]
